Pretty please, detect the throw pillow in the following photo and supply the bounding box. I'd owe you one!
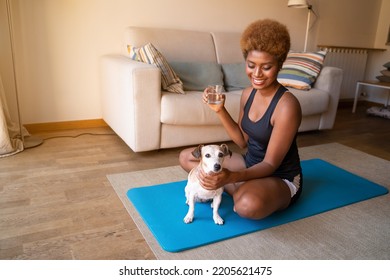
[169,62,225,91]
[128,43,184,94]
[221,62,251,91]
[277,50,327,90]
[376,75,390,83]
[380,69,390,77]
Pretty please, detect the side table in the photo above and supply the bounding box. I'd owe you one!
[353,80,390,113]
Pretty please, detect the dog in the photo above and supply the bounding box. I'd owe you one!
[183,144,232,225]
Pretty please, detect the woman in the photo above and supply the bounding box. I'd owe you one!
[179,19,302,220]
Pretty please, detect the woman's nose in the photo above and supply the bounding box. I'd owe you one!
[253,66,263,77]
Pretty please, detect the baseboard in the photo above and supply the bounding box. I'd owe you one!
[337,100,382,109]
[24,119,108,133]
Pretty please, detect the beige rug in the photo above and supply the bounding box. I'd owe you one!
[107,143,390,259]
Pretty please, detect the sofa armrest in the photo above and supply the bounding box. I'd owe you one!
[313,66,343,129]
[100,55,161,152]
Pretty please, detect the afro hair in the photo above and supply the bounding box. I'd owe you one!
[240,19,290,67]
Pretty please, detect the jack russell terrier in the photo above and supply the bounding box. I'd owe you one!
[183,144,232,225]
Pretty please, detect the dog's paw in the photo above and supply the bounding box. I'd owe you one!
[183,215,194,224]
[213,215,224,225]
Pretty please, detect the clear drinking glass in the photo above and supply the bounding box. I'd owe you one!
[206,85,223,104]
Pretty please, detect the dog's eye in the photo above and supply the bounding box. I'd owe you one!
[218,153,224,158]
[205,153,211,158]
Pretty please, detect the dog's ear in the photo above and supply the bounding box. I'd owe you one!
[220,144,232,157]
[191,145,203,159]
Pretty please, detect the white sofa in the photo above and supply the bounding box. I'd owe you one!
[100,27,343,152]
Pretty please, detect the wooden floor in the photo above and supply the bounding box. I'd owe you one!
[0,102,389,260]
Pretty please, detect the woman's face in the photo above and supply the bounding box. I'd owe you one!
[245,50,280,90]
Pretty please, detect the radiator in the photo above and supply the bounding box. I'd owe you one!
[320,47,368,100]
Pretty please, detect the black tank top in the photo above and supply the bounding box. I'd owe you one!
[241,86,301,181]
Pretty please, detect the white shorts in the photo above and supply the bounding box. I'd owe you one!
[282,174,301,197]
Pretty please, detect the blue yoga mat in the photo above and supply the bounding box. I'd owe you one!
[127,159,388,252]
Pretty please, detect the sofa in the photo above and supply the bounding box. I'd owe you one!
[100,27,343,152]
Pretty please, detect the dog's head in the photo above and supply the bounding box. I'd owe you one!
[191,144,232,174]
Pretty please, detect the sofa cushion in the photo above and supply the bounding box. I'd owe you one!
[278,51,327,90]
[221,62,251,91]
[289,88,329,116]
[128,43,185,94]
[170,62,224,91]
[124,27,218,62]
[211,32,243,64]
[161,91,241,125]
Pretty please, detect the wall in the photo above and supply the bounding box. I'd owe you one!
[0,0,386,125]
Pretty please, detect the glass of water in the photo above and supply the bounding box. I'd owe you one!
[206,85,223,104]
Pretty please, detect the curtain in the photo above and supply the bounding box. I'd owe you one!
[0,74,27,157]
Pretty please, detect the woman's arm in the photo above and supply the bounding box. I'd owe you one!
[203,88,251,149]
[199,91,301,189]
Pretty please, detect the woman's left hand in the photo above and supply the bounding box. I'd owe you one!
[197,168,231,190]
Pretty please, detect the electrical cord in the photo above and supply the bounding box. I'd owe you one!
[41,132,116,141]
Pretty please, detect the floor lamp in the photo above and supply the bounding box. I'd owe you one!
[288,0,314,52]
[6,0,43,148]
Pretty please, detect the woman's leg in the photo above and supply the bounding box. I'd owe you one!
[232,177,291,220]
[179,147,199,172]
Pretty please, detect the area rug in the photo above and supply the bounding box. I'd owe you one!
[107,143,390,259]
[126,159,387,253]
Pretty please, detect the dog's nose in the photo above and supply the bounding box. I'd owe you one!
[214,163,221,172]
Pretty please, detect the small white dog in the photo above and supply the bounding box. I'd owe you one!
[183,144,231,225]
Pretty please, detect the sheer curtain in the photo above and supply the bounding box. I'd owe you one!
[0,74,27,157]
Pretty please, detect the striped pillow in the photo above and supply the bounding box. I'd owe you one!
[128,43,184,94]
[277,51,327,90]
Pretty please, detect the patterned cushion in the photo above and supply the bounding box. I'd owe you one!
[380,69,390,77]
[277,51,327,90]
[376,75,390,83]
[128,43,184,94]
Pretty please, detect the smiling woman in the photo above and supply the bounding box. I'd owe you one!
[179,19,303,221]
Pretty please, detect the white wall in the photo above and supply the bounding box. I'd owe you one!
[0,0,386,124]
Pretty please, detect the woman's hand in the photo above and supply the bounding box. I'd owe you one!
[202,88,226,113]
[197,167,232,190]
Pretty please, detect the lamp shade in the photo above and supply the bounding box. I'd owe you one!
[288,0,309,8]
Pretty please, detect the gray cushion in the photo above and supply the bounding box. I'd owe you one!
[221,62,251,91]
[170,62,224,91]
